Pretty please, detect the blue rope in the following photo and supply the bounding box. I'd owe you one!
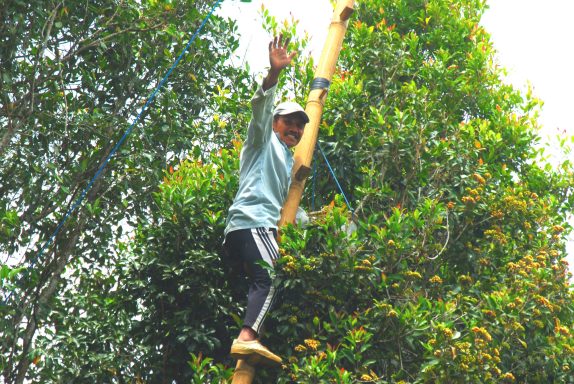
[317,143,353,213]
[24,0,223,274]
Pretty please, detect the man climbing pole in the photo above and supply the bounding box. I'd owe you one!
[223,35,309,365]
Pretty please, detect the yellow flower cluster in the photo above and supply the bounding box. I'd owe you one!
[355,258,374,272]
[467,187,483,197]
[480,347,502,366]
[319,252,337,260]
[484,227,508,245]
[555,325,570,336]
[305,290,336,303]
[282,255,298,274]
[294,344,306,352]
[507,252,550,278]
[510,321,525,332]
[429,275,443,285]
[283,261,297,273]
[552,225,565,233]
[503,195,527,212]
[482,309,496,319]
[461,195,477,205]
[500,372,516,382]
[435,323,455,341]
[455,341,471,354]
[491,209,504,219]
[304,339,320,351]
[360,372,380,382]
[471,326,492,342]
[554,318,571,337]
[534,295,555,312]
[478,258,491,266]
[472,173,486,185]
[460,185,485,205]
[405,270,422,279]
[375,301,393,312]
[432,335,505,377]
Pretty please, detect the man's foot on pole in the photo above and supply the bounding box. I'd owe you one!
[230,339,282,366]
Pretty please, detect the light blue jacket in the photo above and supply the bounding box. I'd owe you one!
[224,84,293,236]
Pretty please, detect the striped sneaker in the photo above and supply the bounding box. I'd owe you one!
[230,339,282,366]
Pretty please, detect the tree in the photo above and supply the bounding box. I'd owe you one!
[267,0,574,382]
[125,149,241,382]
[0,0,250,382]
[128,0,574,382]
[2,0,574,382]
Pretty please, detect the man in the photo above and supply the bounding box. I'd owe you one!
[223,35,309,365]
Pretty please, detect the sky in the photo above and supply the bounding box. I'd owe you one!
[217,0,574,269]
[480,0,574,268]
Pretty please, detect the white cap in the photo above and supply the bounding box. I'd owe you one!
[273,101,310,123]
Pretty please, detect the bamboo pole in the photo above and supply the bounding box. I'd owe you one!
[231,359,256,384]
[231,2,355,382]
[278,0,355,227]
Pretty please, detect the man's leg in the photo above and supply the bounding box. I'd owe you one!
[225,228,282,364]
[242,228,279,335]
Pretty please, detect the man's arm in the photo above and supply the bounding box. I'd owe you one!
[247,35,297,147]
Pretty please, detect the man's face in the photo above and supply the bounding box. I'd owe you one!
[273,114,306,148]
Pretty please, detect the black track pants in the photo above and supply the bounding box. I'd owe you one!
[223,228,280,334]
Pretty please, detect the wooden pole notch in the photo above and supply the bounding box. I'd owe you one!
[340,5,354,21]
[294,165,311,182]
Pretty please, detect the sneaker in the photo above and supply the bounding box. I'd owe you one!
[230,339,282,366]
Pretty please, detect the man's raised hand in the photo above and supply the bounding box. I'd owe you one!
[269,34,297,71]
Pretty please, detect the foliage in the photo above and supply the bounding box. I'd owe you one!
[124,147,242,381]
[132,0,574,382]
[2,0,574,383]
[0,0,250,382]
[262,0,574,382]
